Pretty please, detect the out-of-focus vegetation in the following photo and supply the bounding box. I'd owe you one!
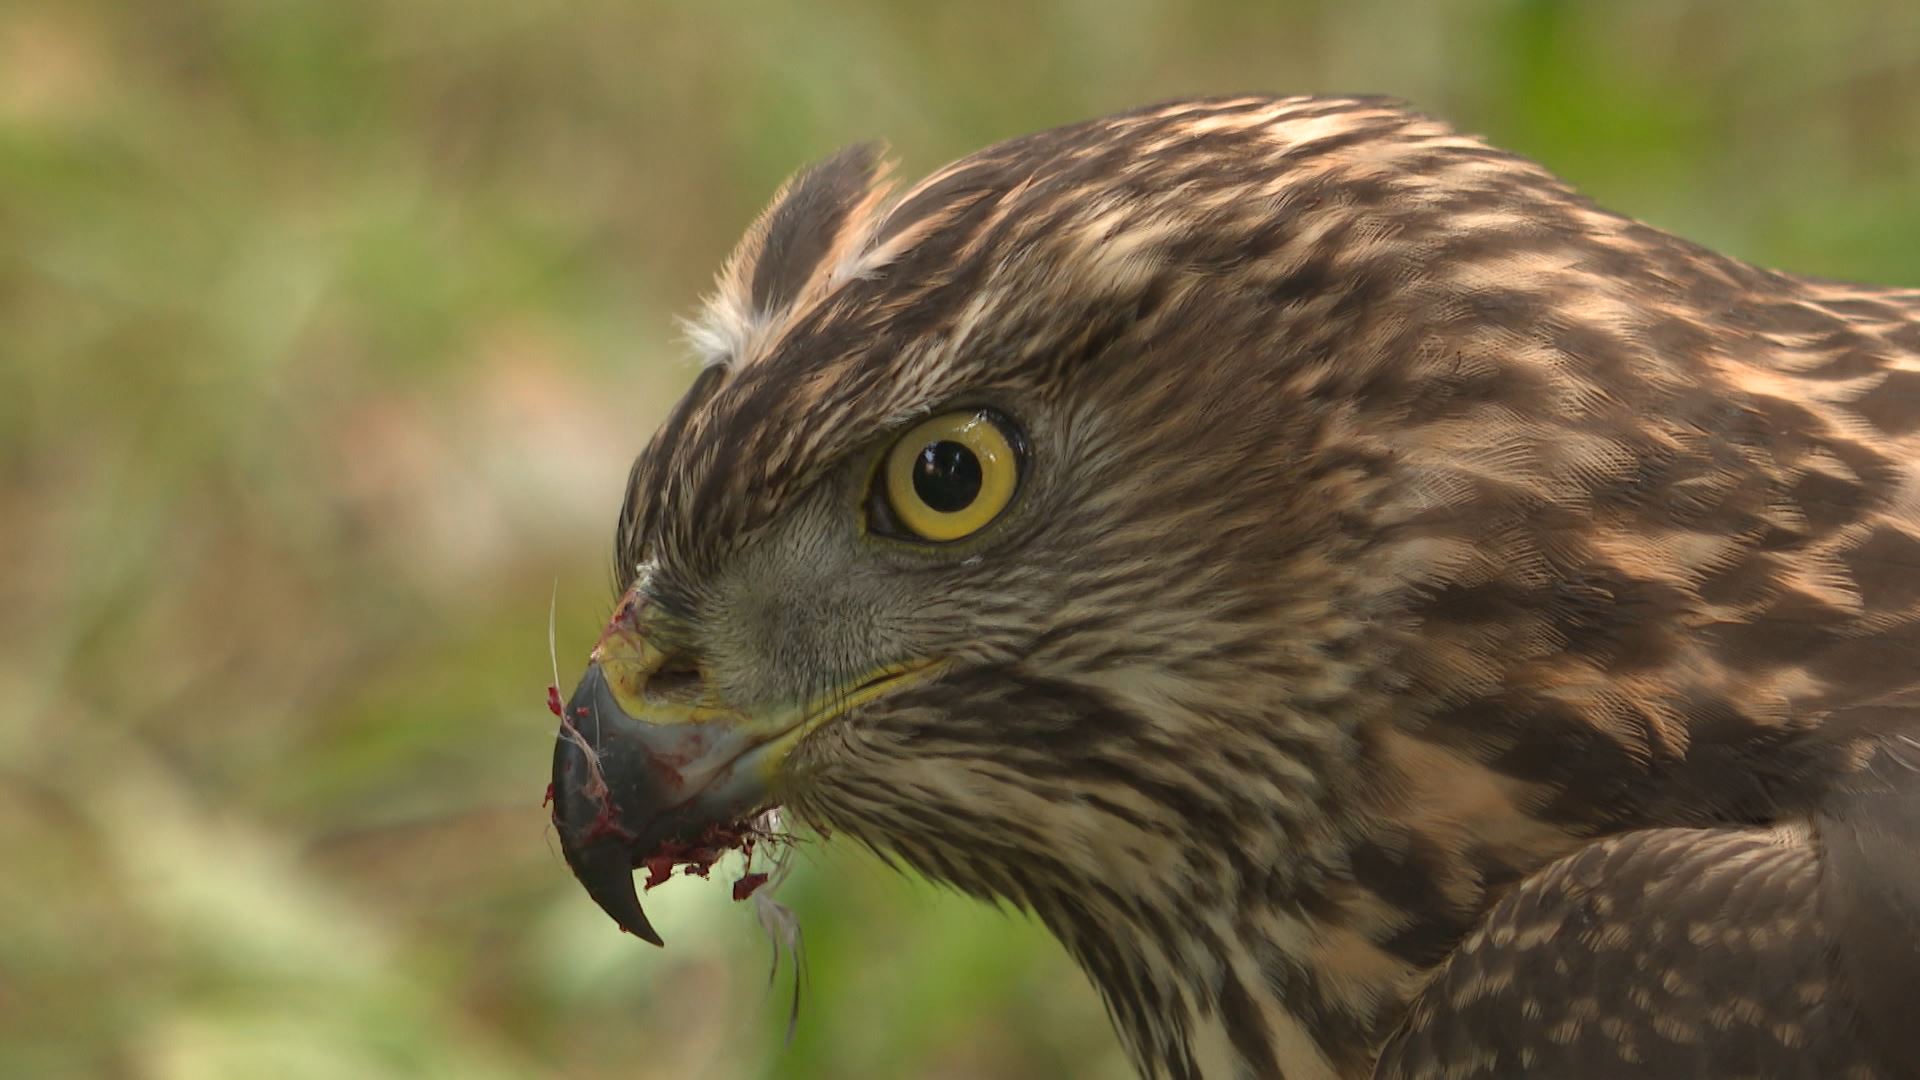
[2,1,1916,1076]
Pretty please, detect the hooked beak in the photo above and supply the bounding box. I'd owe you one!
[549,591,940,946]
[549,662,774,946]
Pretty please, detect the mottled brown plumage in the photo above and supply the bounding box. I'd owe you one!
[550,96,1920,1078]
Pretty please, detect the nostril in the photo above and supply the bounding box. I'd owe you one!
[644,654,708,705]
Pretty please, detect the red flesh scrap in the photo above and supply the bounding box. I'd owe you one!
[633,820,773,900]
[546,684,563,717]
[582,796,638,845]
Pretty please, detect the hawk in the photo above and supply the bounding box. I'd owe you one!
[548,96,1920,1078]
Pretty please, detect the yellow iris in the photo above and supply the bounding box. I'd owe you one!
[882,411,1020,542]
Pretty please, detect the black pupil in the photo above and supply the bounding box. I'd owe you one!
[912,440,982,513]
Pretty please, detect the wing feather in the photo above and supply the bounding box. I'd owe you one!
[1375,721,1920,1079]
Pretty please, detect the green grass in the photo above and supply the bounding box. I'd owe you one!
[2,1,1916,1076]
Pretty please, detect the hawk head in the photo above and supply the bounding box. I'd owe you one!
[551,96,1920,1077]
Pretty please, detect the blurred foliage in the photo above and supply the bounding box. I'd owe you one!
[2,0,1917,1077]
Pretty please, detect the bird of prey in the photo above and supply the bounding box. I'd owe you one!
[548,96,1920,1079]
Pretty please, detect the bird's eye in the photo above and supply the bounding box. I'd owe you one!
[873,410,1023,543]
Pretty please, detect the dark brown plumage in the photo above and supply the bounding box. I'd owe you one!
[550,96,1920,1078]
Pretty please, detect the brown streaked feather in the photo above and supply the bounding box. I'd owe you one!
[1377,729,1920,1080]
[603,95,1920,1078]
[1376,824,1863,1079]
[748,143,889,316]
[1817,727,1920,1076]
[683,143,892,368]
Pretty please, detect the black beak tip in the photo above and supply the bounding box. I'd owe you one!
[551,803,666,946]
[550,666,668,947]
[560,834,668,941]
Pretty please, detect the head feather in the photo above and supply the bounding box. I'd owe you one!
[685,143,894,368]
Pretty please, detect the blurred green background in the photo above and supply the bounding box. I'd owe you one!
[3,1,1917,1077]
